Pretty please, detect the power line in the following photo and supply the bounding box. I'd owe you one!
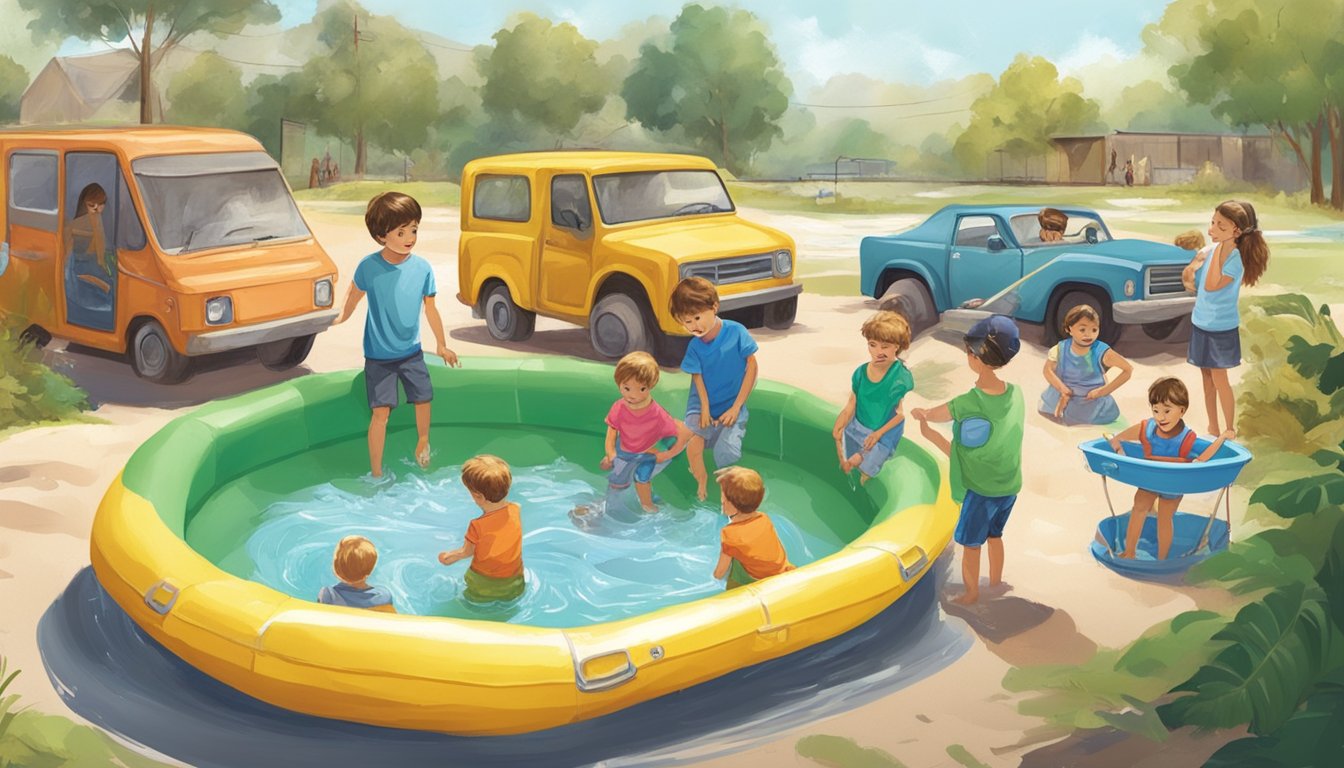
[214,54,304,69]
[216,28,289,39]
[415,36,476,53]
[790,87,980,109]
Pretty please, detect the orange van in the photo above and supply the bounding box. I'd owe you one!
[0,126,338,383]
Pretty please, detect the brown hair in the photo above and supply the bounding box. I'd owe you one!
[1062,304,1100,335]
[1038,207,1068,233]
[716,466,765,514]
[1216,200,1268,286]
[461,454,512,503]
[615,351,660,387]
[1174,229,1205,251]
[1148,377,1190,409]
[365,191,422,241]
[669,277,719,318]
[76,182,107,213]
[861,311,911,352]
[333,535,378,583]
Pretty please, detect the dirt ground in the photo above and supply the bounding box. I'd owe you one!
[0,204,1250,767]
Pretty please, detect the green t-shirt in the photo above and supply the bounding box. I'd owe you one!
[947,383,1024,501]
[851,361,915,431]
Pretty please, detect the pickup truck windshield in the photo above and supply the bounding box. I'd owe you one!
[1009,212,1110,247]
[592,170,734,225]
[133,152,310,254]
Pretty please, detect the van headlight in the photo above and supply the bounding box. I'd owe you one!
[315,278,333,307]
[205,296,233,325]
[773,249,793,276]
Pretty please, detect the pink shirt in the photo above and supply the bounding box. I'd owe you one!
[606,399,679,453]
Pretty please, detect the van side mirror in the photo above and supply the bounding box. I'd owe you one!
[987,235,1006,252]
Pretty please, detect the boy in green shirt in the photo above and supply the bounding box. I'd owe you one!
[832,311,915,484]
[912,315,1024,605]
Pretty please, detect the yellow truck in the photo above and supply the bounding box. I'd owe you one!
[457,151,801,362]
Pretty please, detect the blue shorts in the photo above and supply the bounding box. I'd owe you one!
[608,437,674,487]
[954,490,1017,547]
[685,404,749,468]
[842,418,903,478]
[365,351,433,409]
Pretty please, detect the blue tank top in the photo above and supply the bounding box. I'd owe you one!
[1143,419,1194,459]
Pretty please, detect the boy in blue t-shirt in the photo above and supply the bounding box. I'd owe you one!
[670,277,759,501]
[335,192,460,478]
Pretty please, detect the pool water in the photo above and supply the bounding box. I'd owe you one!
[186,426,859,628]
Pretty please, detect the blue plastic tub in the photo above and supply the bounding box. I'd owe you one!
[1091,511,1229,578]
[1080,438,1253,496]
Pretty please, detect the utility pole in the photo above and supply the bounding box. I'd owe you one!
[352,15,374,177]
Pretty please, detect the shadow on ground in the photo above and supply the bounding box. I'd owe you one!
[39,562,969,768]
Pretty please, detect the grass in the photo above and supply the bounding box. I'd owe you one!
[796,735,907,768]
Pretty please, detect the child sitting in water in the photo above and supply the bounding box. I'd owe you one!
[713,467,794,589]
[1108,377,1236,560]
[438,455,525,601]
[832,311,914,484]
[1174,229,1206,251]
[317,535,396,612]
[1039,305,1132,425]
[602,351,692,512]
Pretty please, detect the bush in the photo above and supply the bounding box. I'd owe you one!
[0,323,89,432]
[1179,161,1255,195]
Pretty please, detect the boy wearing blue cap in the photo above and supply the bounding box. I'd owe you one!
[912,315,1024,605]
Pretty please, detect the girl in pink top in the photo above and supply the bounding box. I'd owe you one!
[601,352,692,512]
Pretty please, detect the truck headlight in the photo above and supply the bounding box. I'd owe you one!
[205,296,233,325]
[773,249,793,276]
[1124,279,1135,298]
[315,278,333,307]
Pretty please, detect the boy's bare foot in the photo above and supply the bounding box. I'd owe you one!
[1207,423,1219,437]
[950,591,979,606]
[415,439,431,469]
[641,503,659,513]
[984,581,1012,597]
[1118,551,1136,559]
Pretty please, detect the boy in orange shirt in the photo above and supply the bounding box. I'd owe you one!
[713,467,794,589]
[438,455,524,602]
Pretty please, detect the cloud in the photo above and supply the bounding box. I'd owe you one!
[1054,33,1131,76]
[777,16,966,91]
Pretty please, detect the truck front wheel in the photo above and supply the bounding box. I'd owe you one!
[483,284,536,342]
[1048,289,1120,346]
[763,296,797,330]
[589,293,652,359]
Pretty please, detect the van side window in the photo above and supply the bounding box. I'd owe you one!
[473,175,530,222]
[550,174,592,231]
[117,172,146,250]
[8,152,59,232]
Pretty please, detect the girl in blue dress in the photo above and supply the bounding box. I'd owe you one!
[1039,305,1133,425]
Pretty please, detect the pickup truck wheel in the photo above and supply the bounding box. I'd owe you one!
[257,334,315,371]
[131,321,192,384]
[1142,316,1188,341]
[763,296,798,330]
[483,284,536,342]
[879,278,937,336]
[590,293,651,359]
[1049,289,1120,346]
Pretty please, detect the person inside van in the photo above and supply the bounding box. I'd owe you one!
[64,183,114,300]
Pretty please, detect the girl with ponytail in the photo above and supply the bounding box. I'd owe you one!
[1180,200,1269,436]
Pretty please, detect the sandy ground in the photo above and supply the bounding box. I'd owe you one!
[0,205,1249,767]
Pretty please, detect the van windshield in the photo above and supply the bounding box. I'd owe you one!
[592,170,734,225]
[132,152,310,254]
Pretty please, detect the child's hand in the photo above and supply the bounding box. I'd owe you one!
[698,411,712,430]
[911,408,928,421]
[1106,436,1121,453]
[862,432,881,452]
[1085,388,1105,400]
[1055,392,1070,419]
[717,405,741,427]
[600,454,615,470]
[1220,429,1237,441]
[437,345,460,367]
[652,450,671,463]
[437,551,453,565]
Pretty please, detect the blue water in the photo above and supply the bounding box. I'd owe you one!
[239,457,843,627]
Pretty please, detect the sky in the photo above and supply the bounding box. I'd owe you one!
[36,0,1174,91]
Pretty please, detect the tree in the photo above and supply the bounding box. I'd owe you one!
[477,13,608,138]
[952,55,1102,176]
[166,52,245,130]
[1106,80,1229,133]
[622,4,792,174]
[0,55,26,124]
[290,0,438,176]
[244,73,305,159]
[17,0,279,124]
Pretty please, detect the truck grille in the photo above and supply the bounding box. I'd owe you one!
[682,253,776,285]
[1146,265,1189,296]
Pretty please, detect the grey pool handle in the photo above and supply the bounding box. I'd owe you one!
[898,544,929,581]
[575,649,637,693]
[144,579,180,615]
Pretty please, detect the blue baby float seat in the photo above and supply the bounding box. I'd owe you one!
[1079,437,1253,579]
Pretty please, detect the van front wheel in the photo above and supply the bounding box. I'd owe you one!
[131,321,191,384]
[590,293,652,359]
[257,334,315,371]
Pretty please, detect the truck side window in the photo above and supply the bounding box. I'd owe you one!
[550,174,592,232]
[473,175,530,222]
[8,152,59,232]
[954,216,1002,249]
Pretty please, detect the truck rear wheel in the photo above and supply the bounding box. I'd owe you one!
[483,284,535,342]
[879,278,937,336]
[763,296,797,330]
[589,293,652,359]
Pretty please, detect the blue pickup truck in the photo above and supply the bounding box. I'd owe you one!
[859,205,1196,344]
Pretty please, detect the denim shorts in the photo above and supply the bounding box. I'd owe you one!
[608,437,674,487]
[685,405,749,468]
[364,351,433,409]
[1188,326,1241,369]
[954,490,1017,547]
[842,418,903,478]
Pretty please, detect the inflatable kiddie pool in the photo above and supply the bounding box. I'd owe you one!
[91,357,956,735]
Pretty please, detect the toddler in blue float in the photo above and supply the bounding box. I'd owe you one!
[1039,304,1132,425]
[832,311,914,485]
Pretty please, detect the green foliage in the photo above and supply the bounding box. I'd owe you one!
[952,54,1102,173]
[1188,529,1319,594]
[944,744,990,768]
[1158,583,1342,735]
[1250,473,1344,518]
[477,13,608,137]
[0,54,26,124]
[1205,669,1344,767]
[1105,79,1228,133]
[0,657,23,740]
[623,3,791,174]
[243,73,304,159]
[1177,161,1254,195]
[0,324,89,433]
[796,734,905,768]
[166,52,246,130]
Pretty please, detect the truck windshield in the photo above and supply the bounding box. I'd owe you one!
[592,170,734,225]
[133,152,310,254]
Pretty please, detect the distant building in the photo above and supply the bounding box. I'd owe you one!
[20,50,162,124]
